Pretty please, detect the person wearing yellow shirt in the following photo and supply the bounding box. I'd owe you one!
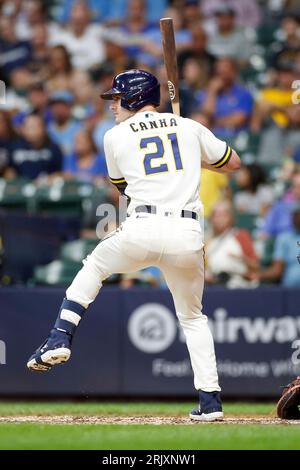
[252,61,296,130]
[200,168,229,218]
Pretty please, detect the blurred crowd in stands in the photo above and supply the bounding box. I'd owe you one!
[0,0,300,288]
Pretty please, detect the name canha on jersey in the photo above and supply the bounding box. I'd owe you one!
[104,111,232,215]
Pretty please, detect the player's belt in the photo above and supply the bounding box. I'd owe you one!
[135,205,198,220]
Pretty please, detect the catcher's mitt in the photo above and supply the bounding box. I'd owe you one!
[277,376,300,419]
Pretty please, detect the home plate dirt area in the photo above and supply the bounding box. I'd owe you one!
[0,415,299,425]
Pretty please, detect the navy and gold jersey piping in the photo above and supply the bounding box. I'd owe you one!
[109,176,126,184]
[109,176,127,195]
[211,145,232,169]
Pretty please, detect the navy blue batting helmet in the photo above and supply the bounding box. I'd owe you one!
[100,69,160,111]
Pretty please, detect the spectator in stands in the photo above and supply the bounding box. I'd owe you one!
[178,25,215,88]
[253,60,296,130]
[0,15,32,82]
[12,0,49,41]
[182,0,203,29]
[46,45,72,92]
[54,0,168,24]
[55,0,110,23]
[63,129,107,183]
[0,0,22,19]
[121,266,166,288]
[5,113,63,180]
[200,170,229,220]
[254,60,300,164]
[189,112,230,219]
[4,67,32,112]
[115,0,161,67]
[135,5,192,68]
[12,82,52,129]
[27,83,51,122]
[196,57,253,139]
[201,0,261,29]
[295,49,300,73]
[91,64,116,107]
[142,0,168,24]
[46,45,90,95]
[71,71,95,121]
[50,1,106,71]
[101,39,135,76]
[0,110,16,176]
[181,58,205,95]
[205,200,259,287]
[47,90,83,157]
[234,164,274,216]
[257,202,300,286]
[103,1,175,66]
[156,63,196,117]
[90,99,115,156]
[28,23,49,80]
[262,171,300,237]
[269,13,300,68]
[206,6,255,65]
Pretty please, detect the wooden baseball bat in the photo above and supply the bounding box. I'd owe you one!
[160,17,180,116]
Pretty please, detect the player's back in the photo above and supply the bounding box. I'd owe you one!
[104,111,203,214]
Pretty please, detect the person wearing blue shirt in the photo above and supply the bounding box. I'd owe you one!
[93,117,115,156]
[63,129,107,183]
[55,0,110,22]
[116,4,191,68]
[258,203,300,287]
[262,199,294,237]
[137,22,191,67]
[47,91,83,157]
[12,83,53,129]
[8,114,63,180]
[54,0,167,23]
[196,57,253,139]
[121,266,167,288]
[0,16,32,81]
[262,173,300,237]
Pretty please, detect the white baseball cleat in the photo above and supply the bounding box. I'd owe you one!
[189,409,224,421]
[27,329,72,372]
[190,390,223,422]
[27,348,71,372]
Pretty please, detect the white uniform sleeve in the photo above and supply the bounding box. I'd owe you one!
[199,124,232,169]
[104,130,126,185]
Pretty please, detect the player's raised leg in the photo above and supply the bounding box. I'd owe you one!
[27,227,149,372]
[160,251,223,421]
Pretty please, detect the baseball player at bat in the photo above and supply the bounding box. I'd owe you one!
[27,69,241,421]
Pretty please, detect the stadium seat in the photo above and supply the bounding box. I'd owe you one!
[256,24,277,47]
[259,163,280,181]
[232,132,261,157]
[60,238,99,262]
[235,213,258,233]
[34,180,88,216]
[0,178,31,211]
[260,237,276,268]
[33,259,81,286]
[34,180,109,218]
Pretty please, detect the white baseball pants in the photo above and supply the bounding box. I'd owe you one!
[66,212,220,392]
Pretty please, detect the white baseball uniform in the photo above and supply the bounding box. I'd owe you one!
[66,111,232,392]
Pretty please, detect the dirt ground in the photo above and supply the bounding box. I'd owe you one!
[0,415,299,425]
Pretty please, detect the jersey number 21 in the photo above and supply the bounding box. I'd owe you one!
[140,133,183,175]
